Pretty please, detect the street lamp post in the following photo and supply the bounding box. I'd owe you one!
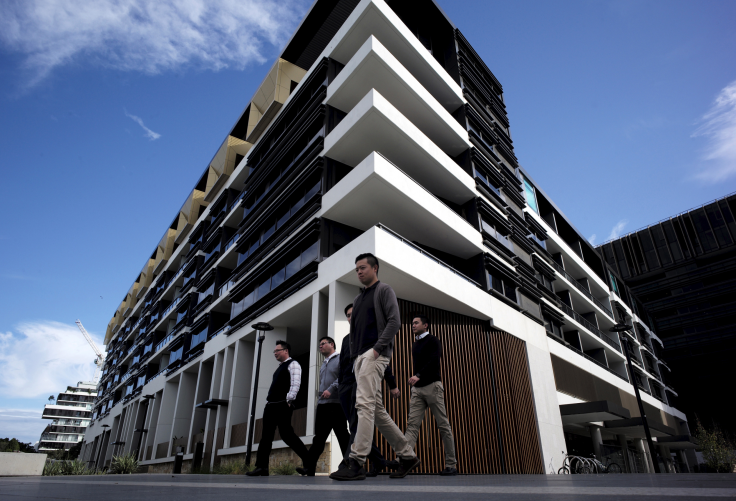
[610,323,661,473]
[245,322,274,467]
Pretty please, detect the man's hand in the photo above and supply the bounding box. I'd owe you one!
[320,390,331,399]
[408,376,420,386]
[373,349,379,359]
[390,388,400,399]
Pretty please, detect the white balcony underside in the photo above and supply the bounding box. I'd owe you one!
[324,89,476,205]
[321,152,483,259]
[327,36,470,157]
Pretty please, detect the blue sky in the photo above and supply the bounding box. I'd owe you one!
[0,0,734,444]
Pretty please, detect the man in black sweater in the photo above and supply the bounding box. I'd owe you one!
[404,314,458,475]
[338,303,400,476]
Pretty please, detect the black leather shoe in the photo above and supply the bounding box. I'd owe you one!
[245,467,269,476]
[389,457,421,479]
[296,467,315,477]
[329,458,366,481]
[439,466,458,476]
[365,465,378,477]
[384,459,400,471]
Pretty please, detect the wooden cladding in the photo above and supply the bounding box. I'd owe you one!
[373,299,543,474]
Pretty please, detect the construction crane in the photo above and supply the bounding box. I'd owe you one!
[76,320,105,384]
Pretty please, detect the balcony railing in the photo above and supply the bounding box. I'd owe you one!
[218,280,235,298]
[377,224,481,288]
[154,333,174,354]
[554,298,621,351]
[547,332,629,382]
[481,220,514,253]
[161,297,181,320]
[548,259,613,318]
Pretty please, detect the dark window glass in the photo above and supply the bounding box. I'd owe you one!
[612,241,631,278]
[255,278,271,300]
[692,208,718,252]
[637,230,660,270]
[301,241,319,266]
[650,225,672,266]
[249,240,260,256]
[277,211,290,229]
[629,235,647,273]
[682,214,704,255]
[292,195,305,214]
[271,267,286,289]
[661,221,683,261]
[285,256,301,279]
[705,203,732,247]
[261,223,276,243]
[673,218,692,258]
[305,180,321,201]
[237,250,248,266]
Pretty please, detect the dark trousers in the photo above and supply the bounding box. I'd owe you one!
[256,401,309,469]
[307,402,350,468]
[338,383,387,468]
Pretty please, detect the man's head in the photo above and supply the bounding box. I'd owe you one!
[344,303,353,322]
[355,253,379,287]
[319,336,336,356]
[411,314,430,336]
[274,340,291,362]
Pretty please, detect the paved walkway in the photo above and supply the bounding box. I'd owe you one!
[2,473,735,500]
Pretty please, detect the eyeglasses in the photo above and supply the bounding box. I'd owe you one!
[273,348,286,354]
[318,342,330,347]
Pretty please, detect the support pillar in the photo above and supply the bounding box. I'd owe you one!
[634,438,651,473]
[589,426,603,462]
[617,434,631,473]
[677,450,690,473]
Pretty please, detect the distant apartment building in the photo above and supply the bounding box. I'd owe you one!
[39,381,96,453]
[599,192,736,436]
[81,0,695,474]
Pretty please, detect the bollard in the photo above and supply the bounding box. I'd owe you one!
[192,442,204,471]
[173,447,183,474]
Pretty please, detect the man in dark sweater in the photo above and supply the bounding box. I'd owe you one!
[338,304,399,476]
[246,340,310,476]
[330,253,420,481]
[405,314,458,476]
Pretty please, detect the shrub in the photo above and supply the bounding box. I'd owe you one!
[694,419,736,473]
[109,453,139,474]
[271,462,297,476]
[42,459,94,476]
[212,459,253,475]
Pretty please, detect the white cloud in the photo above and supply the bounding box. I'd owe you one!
[588,234,597,245]
[0,321,101,399]
[125,109,160,140]
[0,0,309,87]
[691,80,736,183]
[0,408,45,444]
[607,219,628,241]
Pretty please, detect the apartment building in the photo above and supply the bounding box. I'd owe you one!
[599,192,736,437]
[80,0,693,474]
[38,382,96,453]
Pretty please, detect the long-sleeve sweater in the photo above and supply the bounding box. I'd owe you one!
[317,351,340,404]
[412,333,442,388]
[349,281,401,360]
[339,335,396,391]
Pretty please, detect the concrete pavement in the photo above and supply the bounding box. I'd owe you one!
[2,473,735,500]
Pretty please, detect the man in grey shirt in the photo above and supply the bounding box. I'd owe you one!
[297,336,349,476]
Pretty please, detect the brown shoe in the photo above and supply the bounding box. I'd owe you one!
[389,457,421,479]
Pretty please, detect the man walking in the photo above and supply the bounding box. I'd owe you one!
[330,253,420,481]
[404,314,458,475]
[296,336,350,476]
[246,340,310,476]
[338,303,400,476]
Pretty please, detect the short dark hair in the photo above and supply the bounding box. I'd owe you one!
[319,336,335,348]
[355,253,379,273]
[412,314,430,328]
[344,303,353,316]
[275,340,291,354]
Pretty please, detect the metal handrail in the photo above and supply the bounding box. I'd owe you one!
[376,224,482,288]
[554,299,621,351]
[548,259,613,317]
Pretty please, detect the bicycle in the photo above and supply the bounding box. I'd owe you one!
[588,454,622,474]
[557,451,593,474]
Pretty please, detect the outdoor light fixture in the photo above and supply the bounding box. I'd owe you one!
[610,323,661,473]
[245,322,274,467]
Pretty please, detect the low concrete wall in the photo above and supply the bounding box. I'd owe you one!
[0,452,47,476]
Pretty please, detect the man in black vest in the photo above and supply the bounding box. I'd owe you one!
[246,340,310,476]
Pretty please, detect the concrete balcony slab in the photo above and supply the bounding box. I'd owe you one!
[323,89,476,205]
[327,36,470,157]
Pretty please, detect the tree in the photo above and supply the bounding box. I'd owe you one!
[694,419,736,473]
[48,395,55,402]
[0,437,35,453]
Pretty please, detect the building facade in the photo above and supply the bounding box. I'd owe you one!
[39,382,96,453]
[81,0,692,474]
[599,192,736,437]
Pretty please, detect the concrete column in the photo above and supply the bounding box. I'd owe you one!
[589,426,603,462]
[658,444,673,473]
[188,360,214,453]
[633,438,650,473]
[308,292,328,438]
[677,450,690,473]
[618,435,632,473]
[142,390,163,460]
[152,380,178,458]
[171,371,198,455]
[224,338,255,448]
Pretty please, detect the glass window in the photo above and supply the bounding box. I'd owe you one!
[255,278,271,300]
[249,240,260,256]
[277,210,290,229]
[300,241,319,266]
[609,272,619,295]
[261,223,276,243]
[522,176,538,214]
[271,267,286,289]
[305,180,321,200]
[237,250,248,266]
[284,256,301,279]
[292,195,305,214]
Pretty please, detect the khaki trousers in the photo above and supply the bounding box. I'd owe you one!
[349,350,415,465]
[404,381,457,468]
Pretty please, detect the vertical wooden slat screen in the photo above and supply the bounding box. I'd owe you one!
[373,299,543,474]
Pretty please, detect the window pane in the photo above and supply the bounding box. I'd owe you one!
[292,195,305,214]
[305,180,321,200]
[300,241,319,267]
[284,256,301,279]
[261,223,276,243]
[271,267,286,289]
[249,240,260,256]
[503,280,517,302]
[256,278,271,300]
[523,177,538,214]
[277,210,290,229]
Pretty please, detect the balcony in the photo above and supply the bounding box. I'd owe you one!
[548,259,613,318]
[552,297,621,352]
[321,152,483,260]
